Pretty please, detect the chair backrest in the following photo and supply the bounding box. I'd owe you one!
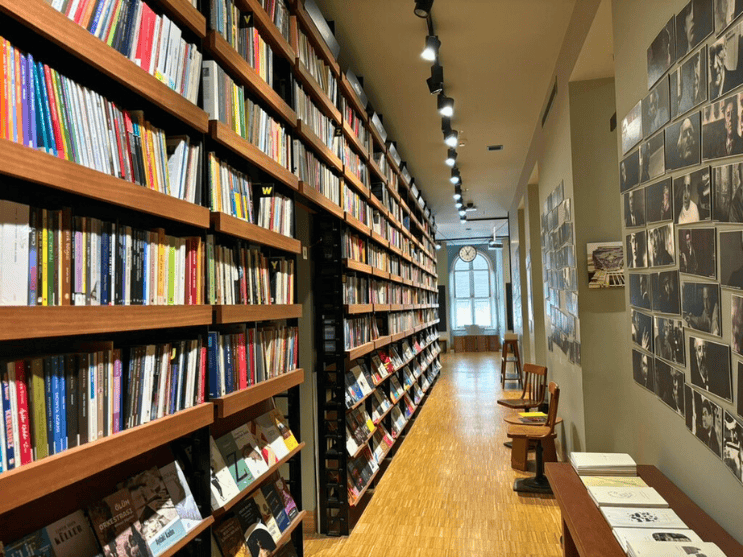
[521,364,548,403]
[545,382,560,434]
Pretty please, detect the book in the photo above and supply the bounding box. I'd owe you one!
[570,452,637,476]
[251,491,282,542]
[587,486,668,508]
[267,408,298,451]
[87,487,149,557]
[581,476,648,488]
[230,424,270,479]
[254,411,290,460]
[247,420,278,466]
[244,523,276,557]
[274,476,299,521]
[260,483,291,531]
[213,515,250,557]
[159,460,202,532]
[215,430,256,491]
[5,529,54,557]
[209,436,241,510]
[45,510,102,557]
[612,527,704,553]
[600,507,687,529]
[627,540,727,557]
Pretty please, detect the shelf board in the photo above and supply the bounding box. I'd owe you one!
[343,167,370,199]
[160,517,215,557]
[343,121,369,161]
[344,212,371,237]
[388,274,403,284]
[214,304,303,324]
[294,3,340,76]
[0,140,210,229]
[374,304,391,312]
[373,401,395,425]
[344,259,372,275]
[348,388,375,412]
[210,212,301,253]
[0,403,213,515]
[213,442,305,516]
[391,331,406,342]
[345,304,374,315]
[206,31,297,128]
[368,122,385,151]
[389,304,405,312]
[346,341,376,360]
[350,427,376,459]
[209,121,299,191]
[157,0,207,38]
[389,245,403,257]
[374,335,391,349]
[339,73,368,122]
[0,0,208,132]
[366,193,383,212]
[271,510,307,555]
[371,268,390,280]
[368,157,386,184]
[0,305,212,341]
[238,0,296,62]
[294,63,342,125]
[296,121,343,172]
[370,231,390,249]
[212,369,305,419]
[298,181,343,218]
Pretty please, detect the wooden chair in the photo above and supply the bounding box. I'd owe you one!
[497,363,547,411]
[507,381,560,494]
[500,333,522,388]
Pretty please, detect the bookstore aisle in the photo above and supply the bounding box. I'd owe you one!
[304,352,562,557]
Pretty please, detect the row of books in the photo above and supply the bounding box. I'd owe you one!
[0,37,202,202]
[208,152,254,221]
[344,315,373,350]
[368,243,389,272]
[345,406,374,454]
[343,142,369,185]
[296,29,337,105]
[294,83,341,154]
[391,394,415,436]
[343,183,372,226]
[47,0,202,104]
[259,0,290,45]
[342,100,369,148]
[0,200,204,307]
[207,325,298,398]
[292,140,341,205]
[205,239,294,305]
[387,310,436,335]
[342,229,366,263]
[0,338,205,473]
[4,458,203,556]
[210,1,275,87]
[256,187,293,237]
[343,275,368,305]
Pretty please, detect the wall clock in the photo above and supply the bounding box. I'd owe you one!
[459,245,477,262]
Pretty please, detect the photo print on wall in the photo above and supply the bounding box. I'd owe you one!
[666,110,701,170]
[652,270,681,314]
[648,16,677,88]
[682,282,721,336]
[641,133,667,183]
[709,20,743,100]
[671,46,708,119]
[622,101,643,155]
[689,336,733,402]
[620,150,641,193]
[712,161,743,221]
[626,231,648,269]
[630,273,652,310]
[645,177,674,223]
[633,349,655,392]
[714,0,743,35]
[702,93,743,159]
[643,80,671,138]
[677,227,716,279]
[632,310,654,353]
[730,295,743,355]
[654,357,686,417]
[686,386,723,458]
[647,224,676,267]
[719,230,743,289]
[673,167,711,223]
[654,315,686,366]
[625,189,647,228]
[722,411,743,483]
[676,0,713,60]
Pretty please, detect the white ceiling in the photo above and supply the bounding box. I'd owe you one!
[313,0,578,242]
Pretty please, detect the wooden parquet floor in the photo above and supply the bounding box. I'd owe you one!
[303,352,563,557]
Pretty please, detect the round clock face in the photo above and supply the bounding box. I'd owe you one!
[459,246,477,262]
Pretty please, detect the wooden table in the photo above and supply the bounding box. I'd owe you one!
[503,415,562,471]
[545,463,743,557]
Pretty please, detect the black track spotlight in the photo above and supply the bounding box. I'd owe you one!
[444,128,458,148]
[421,35,440,61]
[450,168,460,184]
[426,64,444,94]
[437,94,454,117]
[414,0,434,18]
[445,149,457,167]
[453,185,462,200]
[455,200,463,209]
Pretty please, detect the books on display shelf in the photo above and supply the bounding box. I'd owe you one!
[346,445,378,500]
[612,528,704,554]
[253,408,297,460]
[626,541,726,557]
[46,0,203,104]
[294,85,342,155]
[292,140,341,205]
[389,375,404,402]
[256,185,293,238]
[207,324,298,398]
[342,229,366,263]
[586,486,668,508]
[600,507,686,530]
[343,142,368,185]
[344,315,373,350]
[401,366,414,389]
[343,184,372,227]
[343,102,368,146]
[369,279,388,305]
[580,476,649,487]
[370,390,391,422]
[387,255,399,277]
[345,407,374,454]
[389,403,405,437]
[205,238,294,305]
[370,423,393,460]
[296,29,337,104]
[570,452,637,476]
[201,62,291,169]
[0,200,204,307]
[259,0,290,44]
[411,383,423,405]
[208,152,254,222]
[209,2,275,87]
[343,275,369,305]
[0,37,203,202]
[401,393,415,418]
[349,363,373,397]
[368,244,388,273]
[5,509,100,557]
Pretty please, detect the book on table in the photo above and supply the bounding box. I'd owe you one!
[587,486,668,508]
[581,476,649,488]
[600,507,686,529]
[627,540,727,557]
[518,411,547,423]
[570,452,637,476]
[612,527,704,553]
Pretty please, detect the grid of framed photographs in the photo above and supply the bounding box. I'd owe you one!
[622,0,743,487]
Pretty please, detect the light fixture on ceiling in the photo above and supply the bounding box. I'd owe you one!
[445,148,457,167]
[437,94,454,117]
[458,209,466,217]
[455,200,463,209]
[421,35,440,61]
[435,243,442,250]
[453,185,462,200]
[460,215,467,223]
[414,0,434,17]
[444,128,458,148]
[427,64,444,94]
[450,168,460,184]
[488,239,503,250]
[465,202,477,212]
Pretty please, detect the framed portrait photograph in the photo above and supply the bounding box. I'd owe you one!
[685,386,723,458]
[653,315,686,365]
[626,231,648,269]
[731,294,743,354]
[647,223,676,267]
[648,16,677,89]
[652,270,681,314]
[712,161,743,221]
[666,111,701,170]
[677,227,716,279]
[709,20,743,100]
[682,282,721,336]
[620,150,641,193]
[689,335,732,401]
[633,348,655,392]
[622,101,643,155]
[714,0,743,36]
[676,0,713,60]
[702,93,743,160]
[674,167,711,223]
[629,273,652,310]
[719,230,743,289]
[632,309,654,353]
[643,79,671,138]
[640,132,666,183]
[645,178,674,223]
[671,46,708,120]
[654,357,686,417]
[722,411,743,483]
[624,189,646,228]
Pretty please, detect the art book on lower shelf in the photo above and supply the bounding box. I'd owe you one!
[210,436,241,510]
[587,486,668,508]
[158,460,203,532]
[5,510,101,557]
[600,507,687,529]
[612,528,704,553]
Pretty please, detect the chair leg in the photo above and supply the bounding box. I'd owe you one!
[513,441,553,494]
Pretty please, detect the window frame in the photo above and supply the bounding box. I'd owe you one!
[451,252,495,329]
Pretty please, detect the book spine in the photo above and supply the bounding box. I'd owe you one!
[51,356,62,453]
[1,369,16,469]
[78,353,88,444]
[113,349,122,433]
[30,358,48,460]
[66,354,78,448]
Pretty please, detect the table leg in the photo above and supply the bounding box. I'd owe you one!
[543,437,557,462]
[563,518,578,557]
[510,438,528,470]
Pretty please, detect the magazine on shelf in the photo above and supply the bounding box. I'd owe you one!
[612,528,704,553]
[587,486,668,508]
[600,507,686,529]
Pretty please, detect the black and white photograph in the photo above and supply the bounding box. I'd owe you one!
[685,386,723,458]
[640,133,666,183]
[678,227,716,279]
[682,282,721,335]
[647,16,676,88]
[730,294,743,354]
[630,273,652,310]
[626,231,648,269]
[654,357,685,417]
[674,167,711,223]
[723,411,743,483]
[620,150,641,193]
[671,46,708,119]
[622,101,643,155]
[738,362,743,417]
[643,80,670,138]
[714,0,743,36]
[689,336,733,401]
[632,309,653,352]
[654,316,686,365]
[666,111,701,170]
[645,178,674,223]
[624,189,646,228]
[709,20,743,100]
[676,0,714,59]
[652,270,681,314]
[633,349,655,392]
[647,224,676,267]
[702,93,743,159]
[712,161,743,221]
[719,230,743,289]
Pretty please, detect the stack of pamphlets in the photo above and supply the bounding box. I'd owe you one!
[570,452,637,476]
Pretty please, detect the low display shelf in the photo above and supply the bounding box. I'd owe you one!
[161,517,216,557]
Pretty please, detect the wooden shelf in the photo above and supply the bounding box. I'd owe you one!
[343,167,370,198]
[0,305,212,341]
[389,274,403,284]
[350,427,376,459]
[371,268,389,280]
[366,193,384,212]
[238,0,295,62]
[349,459,382,507]
[374,304,391,312]
[214,304,303,324]
[368,122,385,151]
[370,231,390,249]
[212,369,305,419]
[344,212,371,237]
[0,0,208,132]
[0,139,210,229]
[374,335,391,349]
[348,388,375,412]
[345,304,374,315]
[343,121,369,161]
[299,181,343,218]
[340,73,368,123]
[270,510,307,555]
[209,121,299,191]
[210,212,302,254]
[347,341,376,360]
[294,63,342,125]
[0,403,214,515]
[391,331,406,342]
[368,157,386,184]
[294,3,340,77]
[213,442,305,516]
[161,517,215,557]
[389,304,405,312]
[296,121,343,172]
[206,31,297,128]
[157,0,207,38]
[344,259,372,275]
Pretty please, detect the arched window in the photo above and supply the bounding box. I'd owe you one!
[452,252,494,329]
